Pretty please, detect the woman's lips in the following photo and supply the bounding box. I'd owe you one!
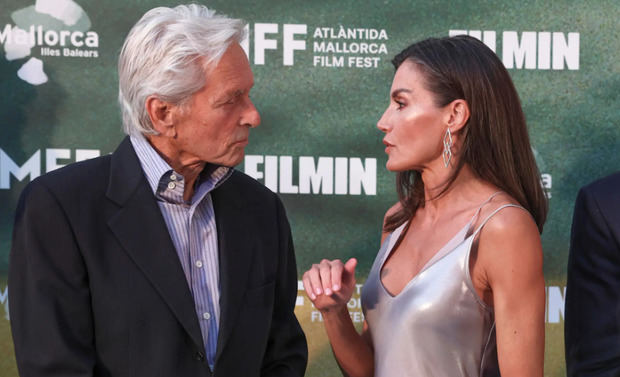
[383,139,394,152]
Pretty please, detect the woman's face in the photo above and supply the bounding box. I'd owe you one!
[377,61,448,172]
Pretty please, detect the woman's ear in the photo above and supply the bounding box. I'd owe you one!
[445,99,470,132]
[145,95,176,137]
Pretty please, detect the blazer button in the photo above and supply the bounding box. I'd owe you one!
[195,351,205,362]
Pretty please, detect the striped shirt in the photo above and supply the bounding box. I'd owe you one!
[130,135,231,370]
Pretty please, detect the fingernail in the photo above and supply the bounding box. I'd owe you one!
[325,288,332,295]
[310,294,316,300]
[333,284,340,291]
[315,288,322,295]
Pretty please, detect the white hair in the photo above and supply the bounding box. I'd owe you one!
[118,4,246,136]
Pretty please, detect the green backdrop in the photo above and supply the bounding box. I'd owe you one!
[1,0,619,375]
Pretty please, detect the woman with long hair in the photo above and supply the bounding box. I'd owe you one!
[302,35,547,377]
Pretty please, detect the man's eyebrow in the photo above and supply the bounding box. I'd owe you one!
[214,89,243,104]
[391,88,412,98]
[224,89,244,98]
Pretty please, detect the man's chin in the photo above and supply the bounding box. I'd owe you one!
[220,153,245,168]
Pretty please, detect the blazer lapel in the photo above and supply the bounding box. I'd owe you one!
[105,138,205,353]
[212,178,255,362]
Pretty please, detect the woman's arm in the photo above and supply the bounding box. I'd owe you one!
[301,203,403,377]
[475,206,545,377]
[302,259,374,377]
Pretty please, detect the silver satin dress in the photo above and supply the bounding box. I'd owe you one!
[361,203,524,377]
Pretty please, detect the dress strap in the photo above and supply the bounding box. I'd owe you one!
[463,203,528,312]
[467,191,504,225]
[419,191,507,272]
[471,203,527,239]
[476,191,503,211]
[482,191,504,204]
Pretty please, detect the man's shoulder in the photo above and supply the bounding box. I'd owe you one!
[27,154,113,199]
[223,169,277,199]
[577,171,620,227]
[582,171,620,202]
[214,169,283,211]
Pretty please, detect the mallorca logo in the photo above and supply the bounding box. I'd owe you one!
[1,0,99,86]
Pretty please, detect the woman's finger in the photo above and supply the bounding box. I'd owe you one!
[308,263,324,296]
[302,271,316,300]
[330,259,344,292]
[318,259,334,295]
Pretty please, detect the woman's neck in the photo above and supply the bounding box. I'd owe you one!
[420,163,493,218]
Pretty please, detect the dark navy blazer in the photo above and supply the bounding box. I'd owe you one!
[9,137,307,377]
[566,172,620,377]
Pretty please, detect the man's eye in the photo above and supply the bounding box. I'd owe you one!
[395,101,405,109]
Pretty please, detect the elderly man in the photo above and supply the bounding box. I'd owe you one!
[9,4,307,377]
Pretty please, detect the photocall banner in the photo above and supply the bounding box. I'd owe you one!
[1,0,618,375]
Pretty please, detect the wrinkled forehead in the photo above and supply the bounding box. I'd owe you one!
[203,43,255,91]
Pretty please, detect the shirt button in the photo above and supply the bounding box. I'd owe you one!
[170,174,177,181]
[195,260,203,268]
[167,182,176,190]
[203,312,211,320]
[194,351,205,361]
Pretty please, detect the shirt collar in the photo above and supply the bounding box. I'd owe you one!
[130,134,232,199]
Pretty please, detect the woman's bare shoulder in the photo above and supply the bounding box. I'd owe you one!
[480,191,537,232]
[476,201,543,285]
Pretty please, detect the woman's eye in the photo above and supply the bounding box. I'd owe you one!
[395,101,405,109]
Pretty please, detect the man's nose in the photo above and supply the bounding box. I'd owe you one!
[244,98,261,128]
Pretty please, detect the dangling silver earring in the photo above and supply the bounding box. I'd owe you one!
[443,128,452,168]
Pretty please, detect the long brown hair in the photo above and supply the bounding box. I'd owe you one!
[384,35,548,233]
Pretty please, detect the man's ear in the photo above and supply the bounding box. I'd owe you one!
[444,99,470,132]
[145,95,176,137]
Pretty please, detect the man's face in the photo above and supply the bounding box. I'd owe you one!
[170,43,260,168]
